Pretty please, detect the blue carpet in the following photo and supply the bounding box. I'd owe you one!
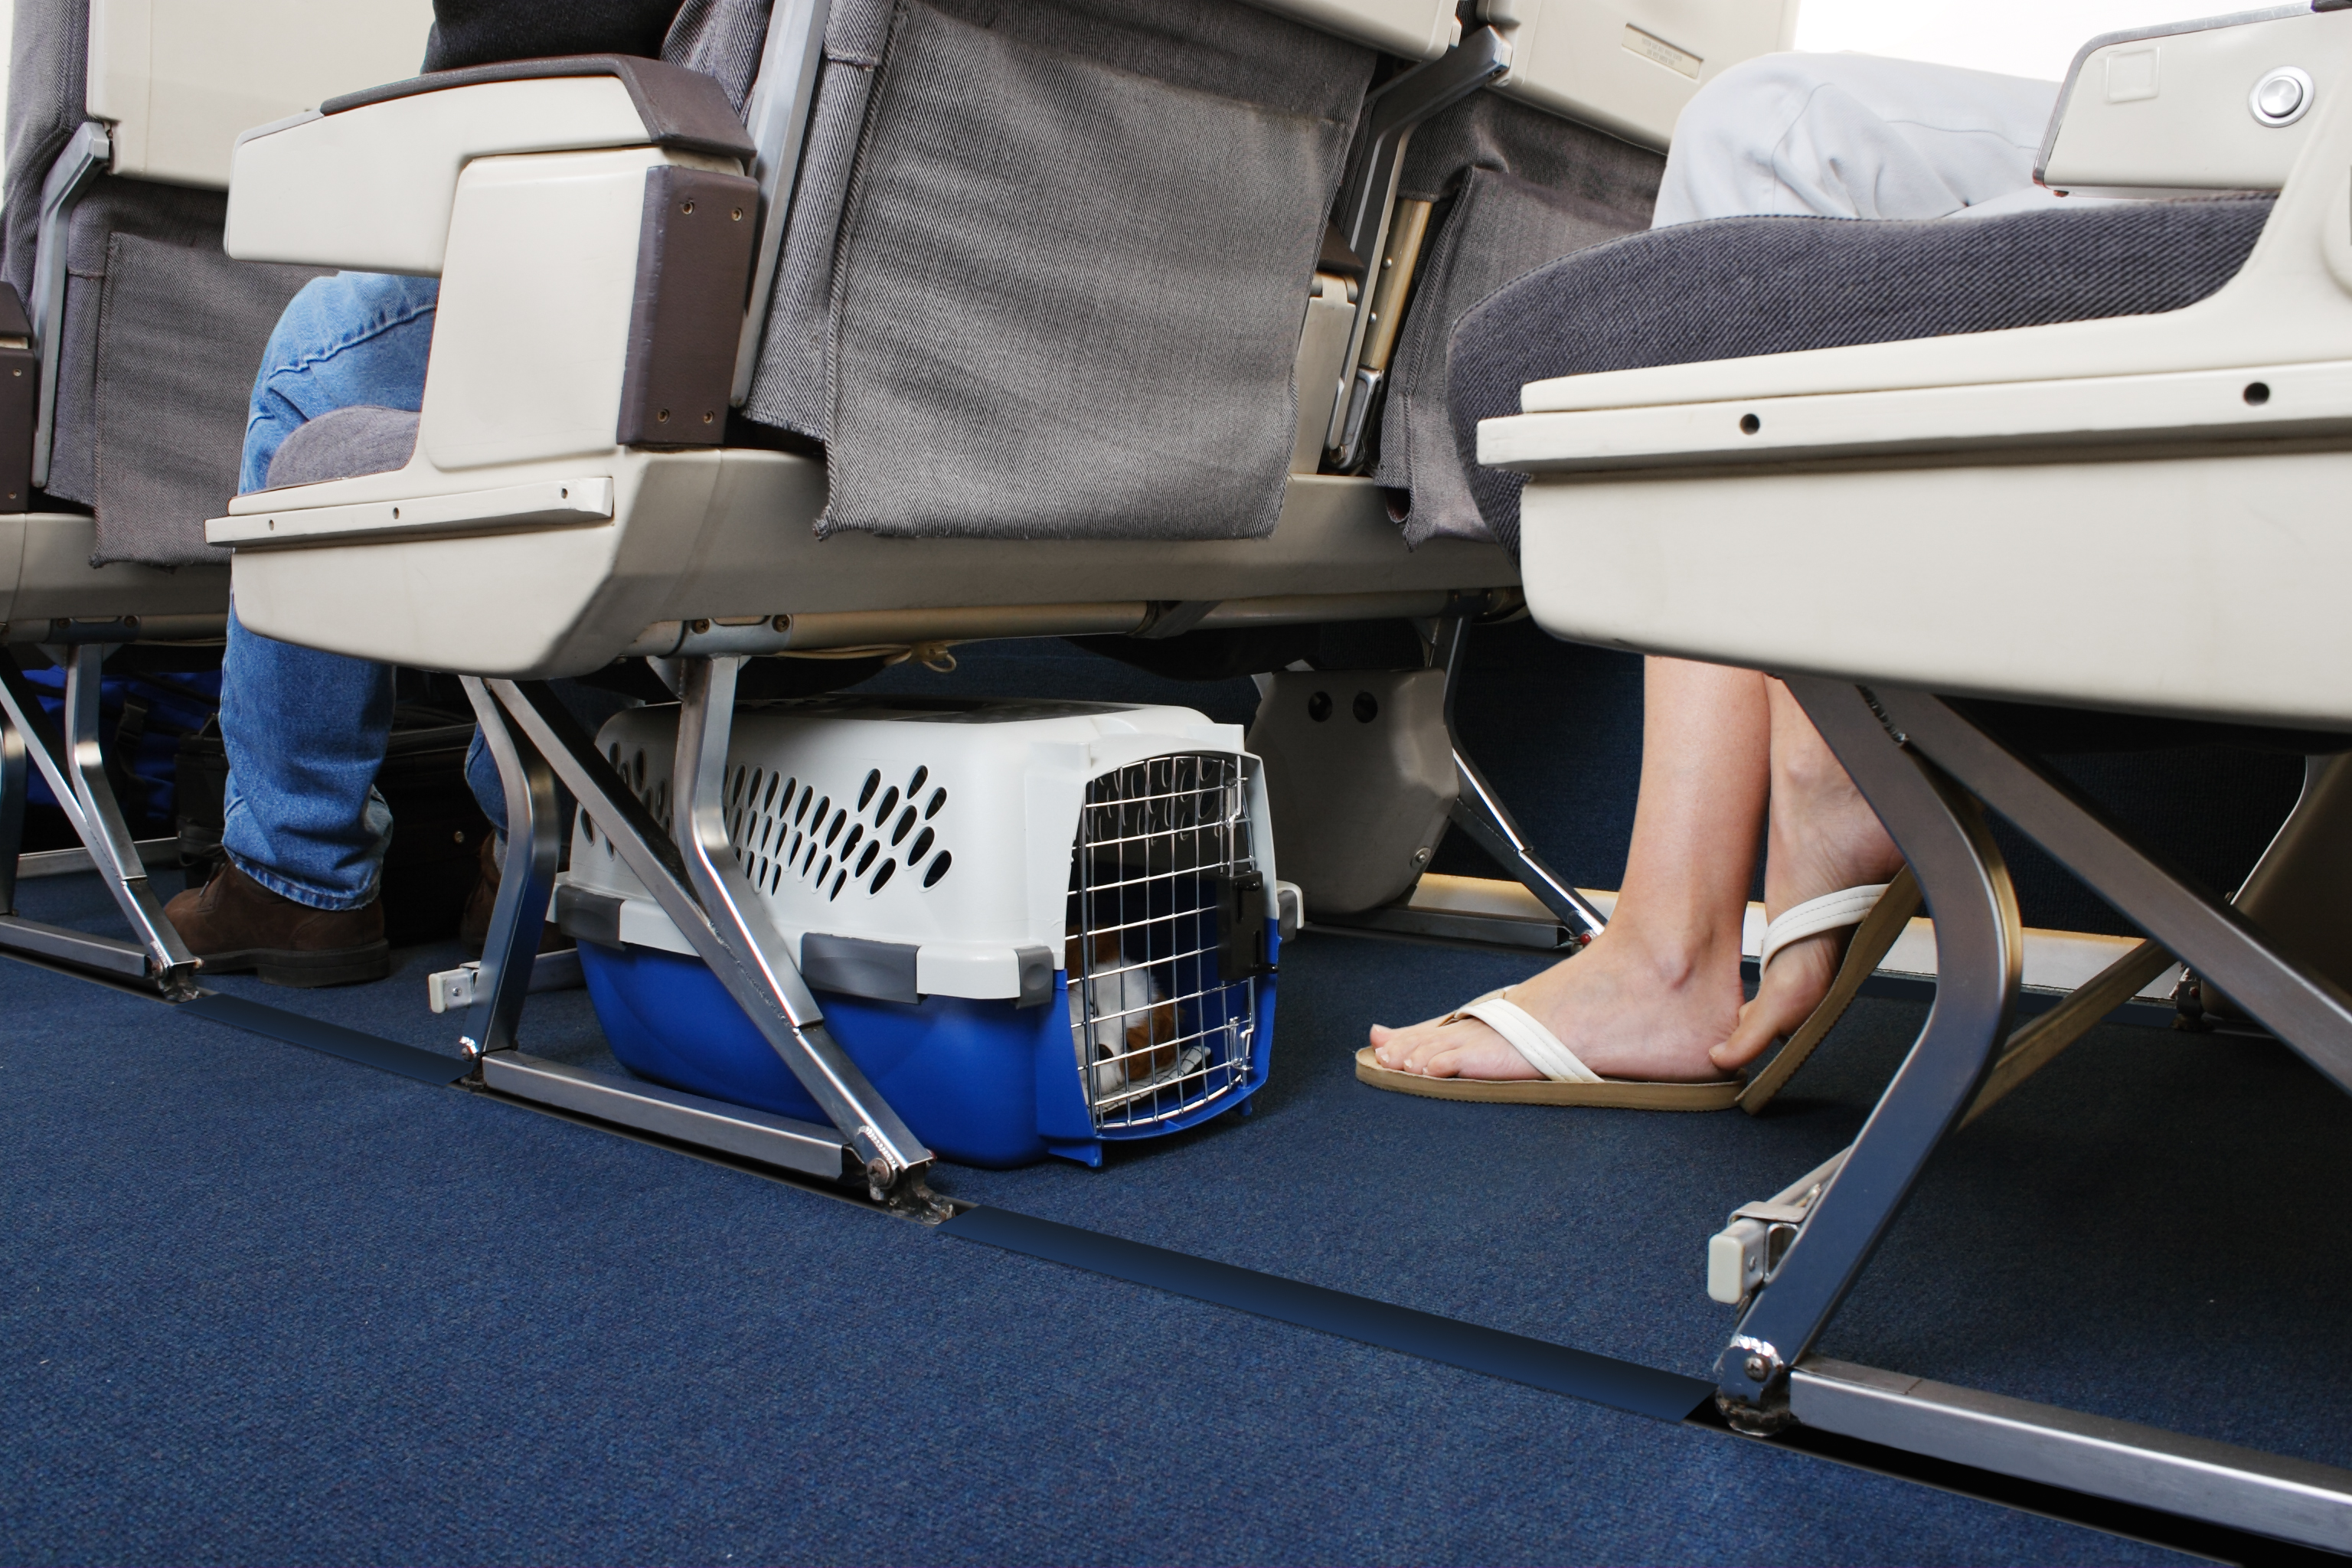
[5,867,2277,1563]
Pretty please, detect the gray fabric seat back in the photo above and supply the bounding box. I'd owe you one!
[1446,196,2278,554]
[6,0,324,567]
[740,0,1374,542]
[1366,90,1662,547]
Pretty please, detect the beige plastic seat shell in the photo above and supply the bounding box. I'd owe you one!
[1481,14,2352,731]
[0,514,227,630]
[225,453,1515,677]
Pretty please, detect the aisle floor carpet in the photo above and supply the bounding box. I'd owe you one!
[14,865,2344,1562]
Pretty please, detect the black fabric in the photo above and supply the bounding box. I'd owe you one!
[176,707,493,949]
[423,0,687,71]
[1447,197,2277,553]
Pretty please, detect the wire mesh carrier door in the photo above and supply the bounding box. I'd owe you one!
[1067,751,1270,1132]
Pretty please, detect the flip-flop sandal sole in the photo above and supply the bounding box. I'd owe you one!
[1355,1047,1740,1109]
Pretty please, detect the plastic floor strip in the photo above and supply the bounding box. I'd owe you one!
[175,991,471,1085]
[943,1204,1715,1423]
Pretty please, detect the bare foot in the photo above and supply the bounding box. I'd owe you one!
[1710,684,1906,1072]
[1367,919,1747,1084]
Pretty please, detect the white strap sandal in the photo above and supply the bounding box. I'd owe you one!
[1736,867,1921,1114]
[1355,988,1741,1111]
[1758,884,1893,972]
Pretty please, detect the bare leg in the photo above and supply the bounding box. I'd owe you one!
[1712,679,1906,1070]
[1367,657,1766,1083]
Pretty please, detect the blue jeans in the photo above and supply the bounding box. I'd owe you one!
[220,272,625,910]
[221,273,437,910]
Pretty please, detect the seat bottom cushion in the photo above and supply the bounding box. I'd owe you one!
[1446,196,2276,553]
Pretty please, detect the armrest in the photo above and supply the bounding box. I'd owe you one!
[224,56,751,276]
[2038,4,2350,193]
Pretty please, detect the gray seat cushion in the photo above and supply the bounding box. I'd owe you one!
[1446,196,2277,554]
[263,404,420,488]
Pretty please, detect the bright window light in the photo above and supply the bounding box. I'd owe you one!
[1793,1,2242,82]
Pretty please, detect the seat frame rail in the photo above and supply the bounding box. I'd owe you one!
[0,638,197,993]
[1707,677,2352,1553]
[461,662,944,1212]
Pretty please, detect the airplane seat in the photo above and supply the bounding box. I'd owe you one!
[196,0,1797,1194]
[1466,4,2352,1544]
[0,0,429,995]
[1449,191,2279,552]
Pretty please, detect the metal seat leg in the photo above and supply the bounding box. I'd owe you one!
[487,666,939,1209]
[0,644,195,992]
[1874,688,2352,1093]
[1436,616,1607,943]
[1713,675,2020,1432]
[453,675,564,1059]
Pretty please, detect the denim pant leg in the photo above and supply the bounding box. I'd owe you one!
[220,273,439,910]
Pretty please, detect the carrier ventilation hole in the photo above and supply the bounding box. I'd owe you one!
[923,851,952,887]
[714,764,946,902]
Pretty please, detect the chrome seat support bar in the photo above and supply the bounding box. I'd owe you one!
[1873,687,2352,1093]
[1713,676,2020,1430]
[455,677,564,1059]
[1793,1357,2352,1553]
[0,645,194,992]
[1436,616,1606,943]
[486,671,936,1205]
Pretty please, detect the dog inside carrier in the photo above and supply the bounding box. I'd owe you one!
[553,698,1279,1168]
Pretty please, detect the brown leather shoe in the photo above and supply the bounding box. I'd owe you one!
[460,832,568,959]
[164,859,390,988]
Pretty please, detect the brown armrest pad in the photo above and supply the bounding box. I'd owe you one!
[322,54,754,163]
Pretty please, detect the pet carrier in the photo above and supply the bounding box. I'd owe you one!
[554,697,1280,1168]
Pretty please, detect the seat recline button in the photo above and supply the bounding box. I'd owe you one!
[2250,67,2313,127]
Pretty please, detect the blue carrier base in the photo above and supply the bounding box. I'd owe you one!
[576,938,1276,1169]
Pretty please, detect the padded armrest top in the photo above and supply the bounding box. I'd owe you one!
[1448,196,2275,551]
[322,55,756,164]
